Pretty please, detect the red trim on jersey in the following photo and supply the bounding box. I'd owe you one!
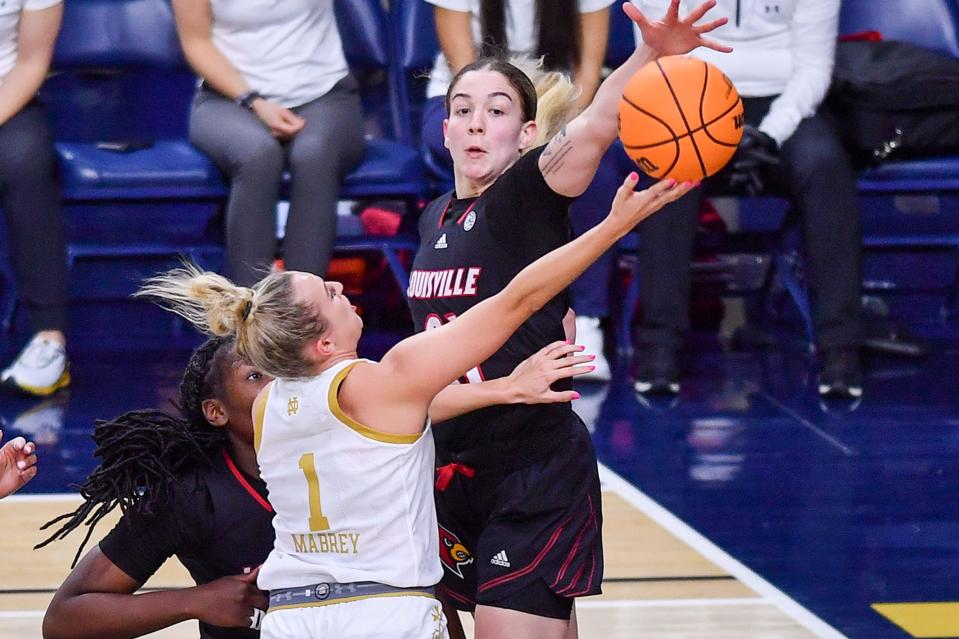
[222,449,273,513]
[477,512,574,593]
[456,201,478,225]
[438,195,478,228]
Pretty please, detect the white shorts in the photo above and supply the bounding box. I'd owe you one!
[260,594,449,639]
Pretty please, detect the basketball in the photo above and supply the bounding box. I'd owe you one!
[618,56,744,182]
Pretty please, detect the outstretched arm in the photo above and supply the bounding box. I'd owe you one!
[427,341,592,423]
[0,430,37,499]
[344,175,695,433]
[43,547,267,639]
[539,0,731,197]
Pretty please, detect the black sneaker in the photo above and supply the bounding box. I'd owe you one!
[818,348,863,399]
[634,345,680,395]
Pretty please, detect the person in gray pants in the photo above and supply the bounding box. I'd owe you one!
[173,0,365,287]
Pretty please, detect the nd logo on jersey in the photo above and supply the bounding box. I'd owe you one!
[438,524,473,579]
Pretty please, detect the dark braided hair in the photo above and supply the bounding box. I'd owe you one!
[36,336,238,567]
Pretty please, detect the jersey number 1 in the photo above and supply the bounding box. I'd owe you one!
[298,453,330,531]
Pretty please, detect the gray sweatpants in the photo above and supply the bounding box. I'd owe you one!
[189,75,365,286]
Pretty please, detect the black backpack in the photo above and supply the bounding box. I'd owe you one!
[826,39,959,165]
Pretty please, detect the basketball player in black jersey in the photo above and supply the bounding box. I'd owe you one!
[410,2,729,636]
[38,337,589,639]
[40,337,275,639]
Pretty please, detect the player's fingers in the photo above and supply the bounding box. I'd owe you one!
[18,465,37,482]
[665,0,682,22]
[684,0,716,24]
[641,181,689,213]
[554,354,595,369]
[641,178,679,201]
[700,37,734,53]
[17,454,37,470]
[22,441,35,456]
[538,340,574,359]
[240,565,262,582]
[694,17,727,34]
[9,436,26,451]
[657,181,696,206]
[622,2,650,29]
[546,390,581,403]
[613,171,641,208]
[551,364,596,384]
[549,343,586,360]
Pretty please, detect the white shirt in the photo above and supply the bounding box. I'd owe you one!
[631,0,839,144]
[255,359,442,591]
[209,0,348,108]
[0,0,60,86]
[426,0,616,98]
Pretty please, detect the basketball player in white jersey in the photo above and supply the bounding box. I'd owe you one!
[136,172,694,638]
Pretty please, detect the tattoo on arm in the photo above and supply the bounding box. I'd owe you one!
[542,127,574,176]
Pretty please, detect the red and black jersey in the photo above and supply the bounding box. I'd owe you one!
[99,450,274,639]
[409,146,578,468]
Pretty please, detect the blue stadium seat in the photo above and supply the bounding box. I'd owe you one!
[44,0,203,200]
[836,0,959,331]
[607,1,959,351]
[47,0,427,203]
[390,0,454,191]
[839,0,959,57]
[839,0,959,194]
[1,0,428,331]
[332,0,428,200]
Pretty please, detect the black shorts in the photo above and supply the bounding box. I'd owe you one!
[435,417,603,620]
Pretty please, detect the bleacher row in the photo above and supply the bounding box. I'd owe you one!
[3,0,959,339]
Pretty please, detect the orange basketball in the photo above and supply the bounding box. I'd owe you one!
[618,56,744,182]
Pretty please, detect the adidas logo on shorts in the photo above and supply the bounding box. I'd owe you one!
[490,550,511,567]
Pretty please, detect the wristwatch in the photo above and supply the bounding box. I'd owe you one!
[235,90,262,110]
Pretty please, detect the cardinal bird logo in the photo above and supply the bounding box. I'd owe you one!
[438,524,473,579]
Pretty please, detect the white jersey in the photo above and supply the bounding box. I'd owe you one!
[208,0,349,108]
[255,359,442,591]
[425,0,616,99]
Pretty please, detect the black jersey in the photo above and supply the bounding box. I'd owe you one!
[100,450,275,639]
[409,146,578,465]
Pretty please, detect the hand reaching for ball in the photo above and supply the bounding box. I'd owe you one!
[625,0,734,59]
[606,172,696,236]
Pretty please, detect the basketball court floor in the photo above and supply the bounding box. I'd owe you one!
[0,317,956,638]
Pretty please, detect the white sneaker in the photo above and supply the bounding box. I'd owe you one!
[1,335,70,397]
[574,315,611,382]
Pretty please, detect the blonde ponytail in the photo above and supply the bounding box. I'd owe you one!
[136,264,328,379]
[136,264,253,336]
[508,56,581,149]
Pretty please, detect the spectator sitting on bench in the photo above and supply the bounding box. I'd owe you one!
[629,0,865,400]
[171,0,366,286]
[0,0,70,397]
